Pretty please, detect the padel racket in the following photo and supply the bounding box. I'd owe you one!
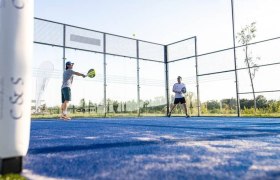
[87,69,96,78]
[181,87,186,93]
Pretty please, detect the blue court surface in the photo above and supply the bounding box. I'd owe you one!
[23,117,280,180]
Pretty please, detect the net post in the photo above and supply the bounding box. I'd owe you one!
[0,0,33,175]
[0,157,22,175]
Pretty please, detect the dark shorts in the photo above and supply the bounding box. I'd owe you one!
[174,97,186,104]
[61,87,71,103]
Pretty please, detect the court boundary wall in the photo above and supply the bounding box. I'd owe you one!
[34,17,280,117]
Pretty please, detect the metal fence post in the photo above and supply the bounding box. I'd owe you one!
[231,0,241,117]
[103,33,107,117]
[63,24,66,71]
[194,36,201,116]
[164,45,170,116]
[136,40,140,117]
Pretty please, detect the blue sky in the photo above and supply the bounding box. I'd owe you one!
[33,0,280,107]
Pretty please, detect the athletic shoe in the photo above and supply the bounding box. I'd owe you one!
[185,114,190,118]
[60,114,71,120]
[167,113,171,117]
[63,116,71,120]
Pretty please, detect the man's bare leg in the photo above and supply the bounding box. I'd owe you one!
[182,103,190,117]
[168,104,177,117]
[61,101,71,120]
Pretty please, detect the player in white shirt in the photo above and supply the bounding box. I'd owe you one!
[168,76,190,118]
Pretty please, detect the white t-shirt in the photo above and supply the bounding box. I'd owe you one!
[173,83,186,98]
[61,69,75,89]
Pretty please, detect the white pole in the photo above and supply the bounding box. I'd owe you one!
[0,0,33,174]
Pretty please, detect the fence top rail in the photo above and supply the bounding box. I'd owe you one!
[35,17,164,46]
[166,36,196,46]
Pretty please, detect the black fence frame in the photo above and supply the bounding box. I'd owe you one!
[34,17,280,117]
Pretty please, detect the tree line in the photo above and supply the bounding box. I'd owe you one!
[204,95,280,114]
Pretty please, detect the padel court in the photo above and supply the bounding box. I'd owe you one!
[23,117,280,179]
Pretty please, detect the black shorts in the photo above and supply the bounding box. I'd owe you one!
[61,87,71,103]
[174,97,186,104]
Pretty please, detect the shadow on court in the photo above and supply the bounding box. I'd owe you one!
[28,140,162,154]
[23,117,280,180]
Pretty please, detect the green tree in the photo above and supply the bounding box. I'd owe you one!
[41,103,46,112]
[256,95,267,109]
[268,100,280,113]
[236,22,260,113]
[222,98,237,110]
[79,98,86,107]
[113,101,119,113]
[124,102,127,112]
[143,100,149,113]
[207,100,220,110]
[240,98,254,110]
[107,99,112,113]
[89,100,94,106]
[187,92,194,114]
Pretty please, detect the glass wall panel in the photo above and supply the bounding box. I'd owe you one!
[139,41,164,62]
[198,49,234,75]
[66,26,104,53]
[139,60,166,116]
[65,49,104,115]
[32,44,63,114]
[106,56,137,115]
[236,39,280,69]
[168,58,197,116]
[199,72,237,116]
[34,19,63,46]
[168,38,195,61]
[106,35,136,58]
[238,64,280,93]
